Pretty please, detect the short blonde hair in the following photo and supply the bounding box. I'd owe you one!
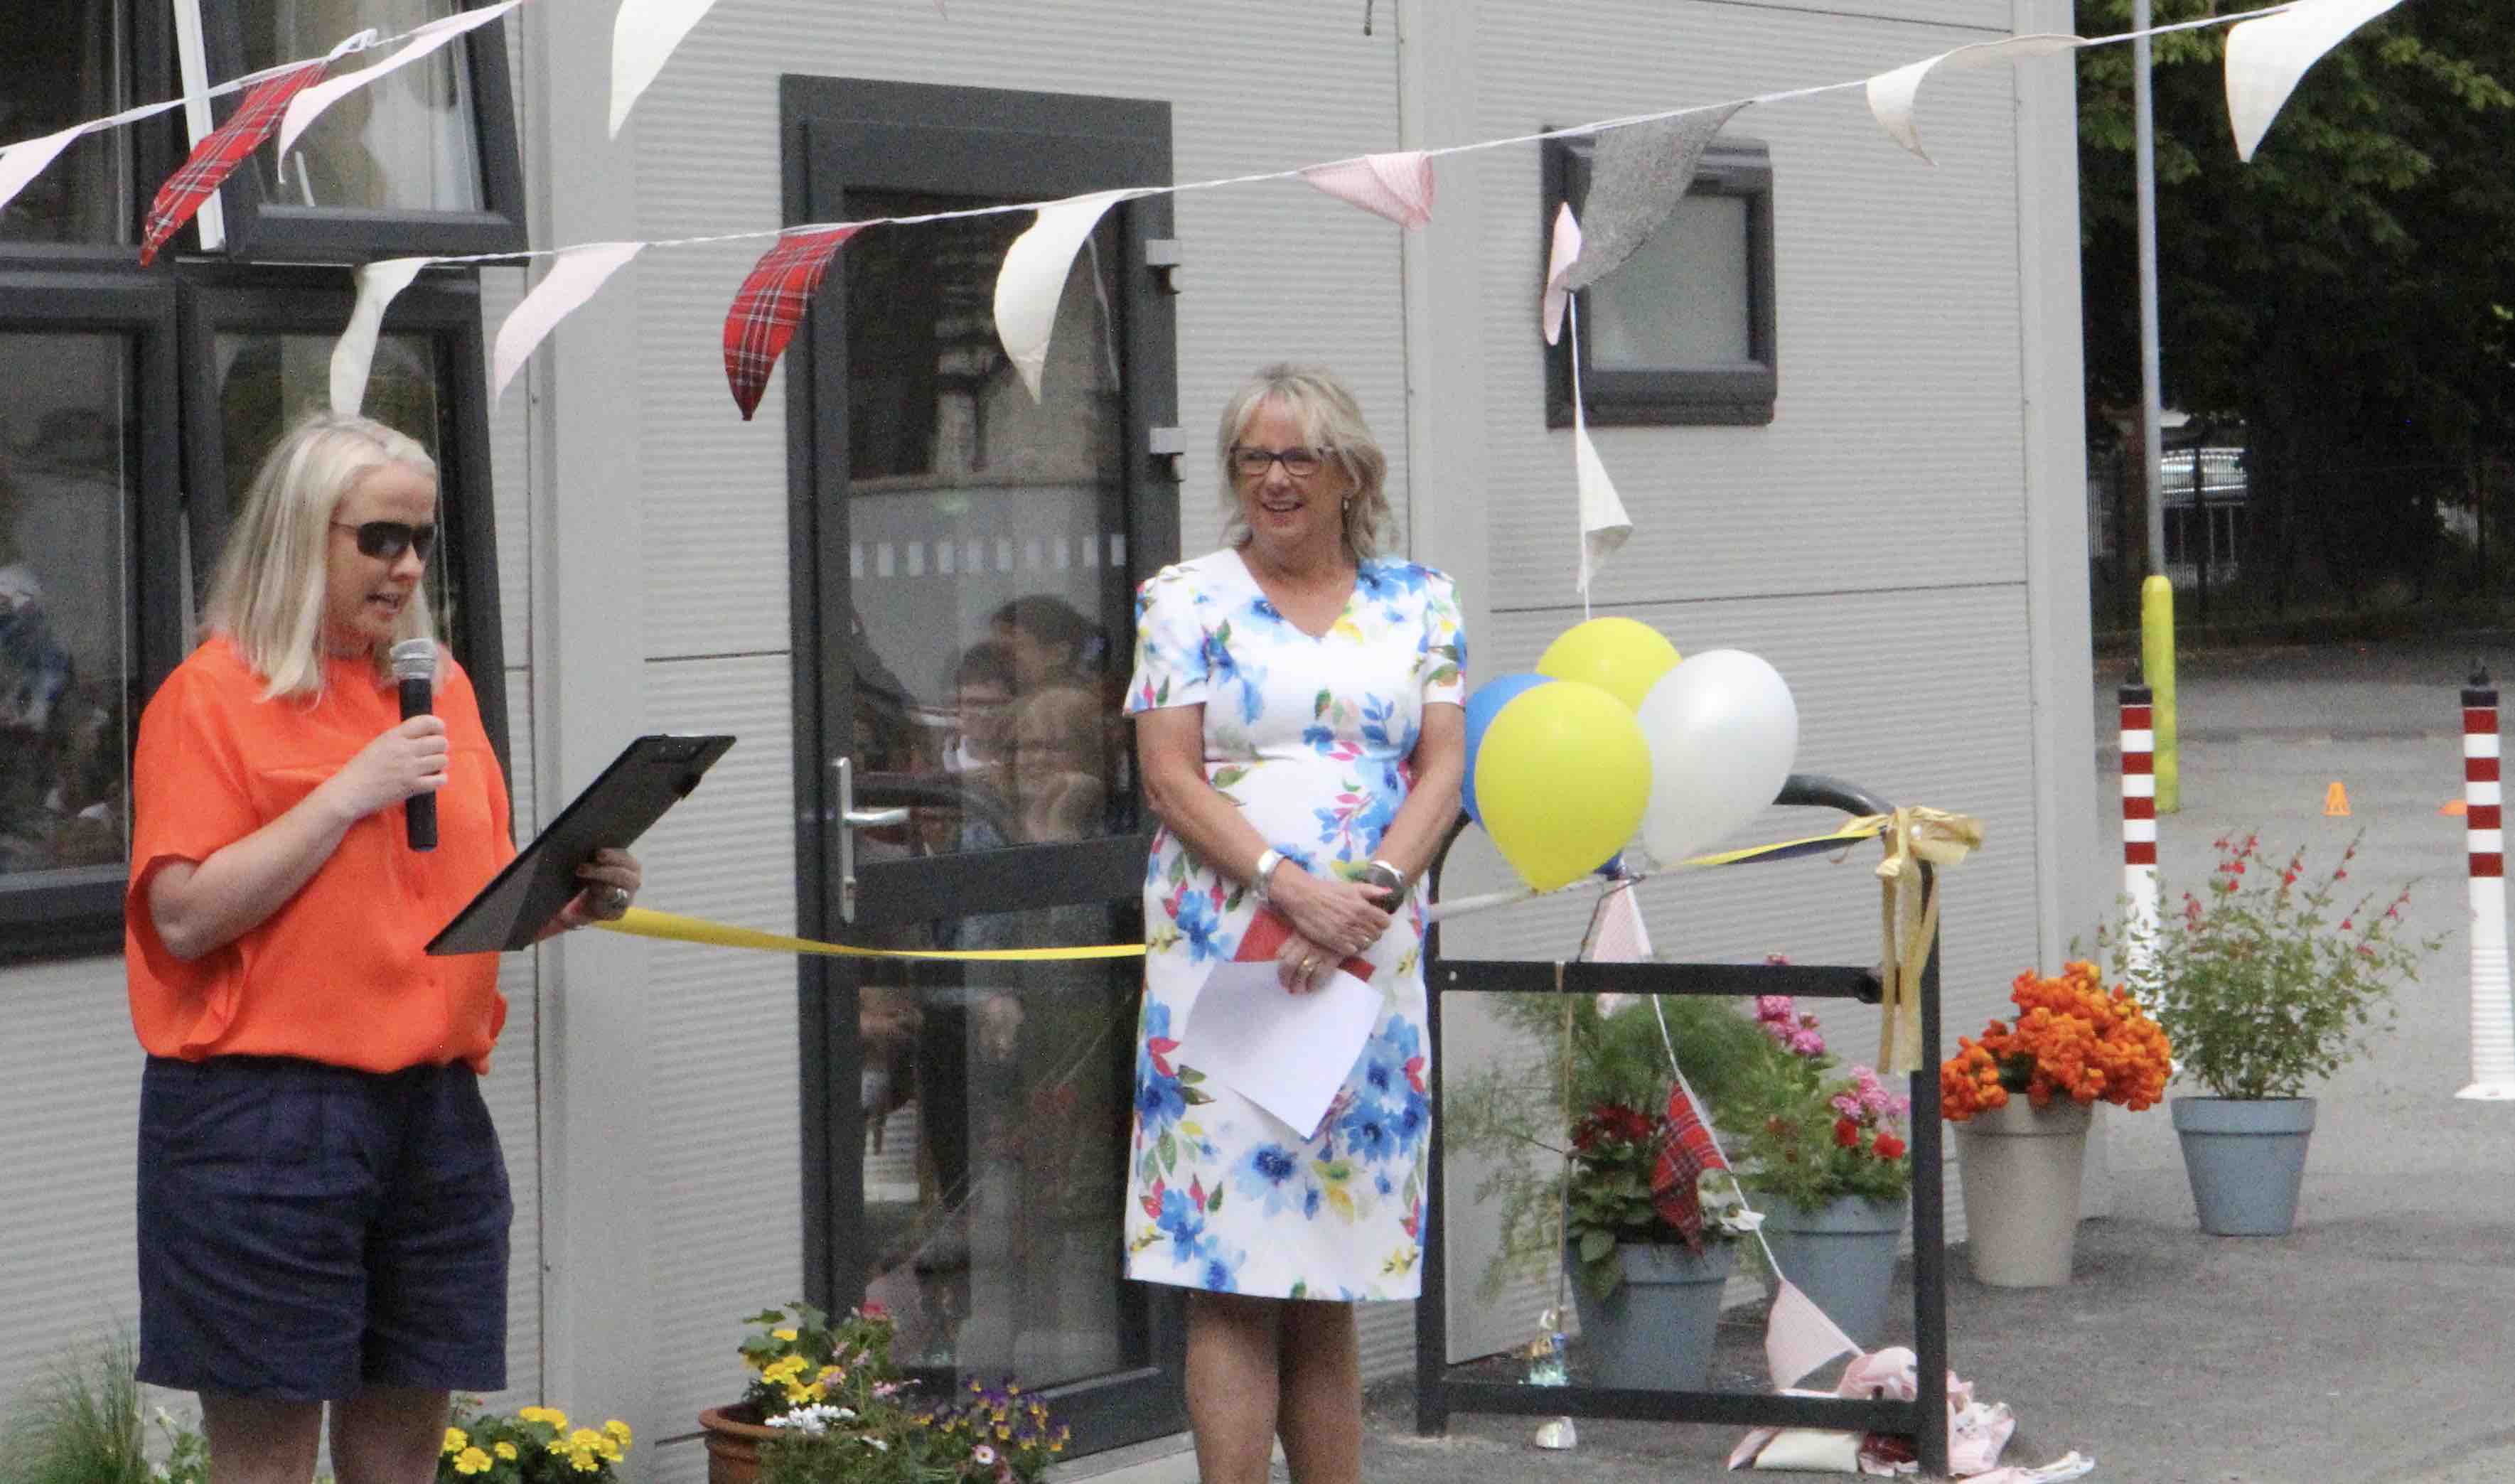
[1216,363,1390,564]
[200,412,439,700]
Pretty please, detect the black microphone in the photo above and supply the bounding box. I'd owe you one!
[390,638,437,851]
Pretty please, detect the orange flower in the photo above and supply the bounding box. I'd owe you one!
[1939,962,2172,1122]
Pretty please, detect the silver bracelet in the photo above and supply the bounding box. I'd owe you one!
[1251,848,1286,903]
[1366,859,1407,898]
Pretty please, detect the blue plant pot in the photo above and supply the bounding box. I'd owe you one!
[1567,1240,1735,1389]
[2172,1096,2316,1236]
[1761,1195,1909,1350]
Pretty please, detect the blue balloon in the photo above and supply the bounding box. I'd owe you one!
[1462,672,1554,822]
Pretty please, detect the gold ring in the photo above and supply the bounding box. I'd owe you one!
[1300,956,1321,976]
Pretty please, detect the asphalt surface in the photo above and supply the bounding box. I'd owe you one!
[1334,637,2515,1483]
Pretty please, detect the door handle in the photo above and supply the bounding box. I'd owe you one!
[833,757,907,923]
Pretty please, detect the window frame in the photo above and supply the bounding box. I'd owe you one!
[0,271,186,963]
[184,0,529,262]
[177,268,510,767]
[0,0,178,267]
[1543,133,1779,428]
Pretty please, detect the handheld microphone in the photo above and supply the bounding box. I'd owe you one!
[389,638,437,851]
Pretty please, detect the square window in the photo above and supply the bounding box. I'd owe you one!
[1544,134,1778,427]
[0,0,141,247]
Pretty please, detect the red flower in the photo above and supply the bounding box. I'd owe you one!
[1872,1133,1907,1161]
[1833,1116,1860,1149]
[1573,1102,1654,1151]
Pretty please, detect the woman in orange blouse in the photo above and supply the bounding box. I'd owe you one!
[126,414,638,1484]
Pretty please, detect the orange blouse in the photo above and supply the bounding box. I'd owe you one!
[124,637,517,1073]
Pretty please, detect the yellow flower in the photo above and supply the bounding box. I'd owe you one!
[568,1451,599,1474]
[595,1441,622,1463]
[569,1429,606,1453]
[518,1407,568,1430]
[442,1429,468,1456]
[771,1328,799,1342]
[454,1448,493,1476]
[815,1365,844,1385]
[493,1443,518,1461]
[602,1421,633,1447]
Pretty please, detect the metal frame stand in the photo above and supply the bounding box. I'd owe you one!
[1412,774,1950,1476]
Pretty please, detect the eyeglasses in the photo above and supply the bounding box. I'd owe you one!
[1230,445,1334,480]
[332,520,437,562]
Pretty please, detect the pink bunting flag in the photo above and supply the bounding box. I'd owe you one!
[1541,203,1582,346]
[1299,151,1435,230]
[1765,1278,1860,1388]
[723,225,864,420]
[139,60,328,265]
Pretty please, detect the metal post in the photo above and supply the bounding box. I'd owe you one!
[2134,0,2165,579]
[2458,665,2515,1100]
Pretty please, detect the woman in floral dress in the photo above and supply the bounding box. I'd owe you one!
[1126,365,1465,1484]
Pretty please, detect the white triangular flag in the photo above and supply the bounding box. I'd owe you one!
[331,257,431,414]
[609,0,724,136]
[278,0,522,165]
[0,128,87,221]
[2226,0,2404,162]
[1299,151,1435,229]
[993,188,1136,402]
[1867,33,2086,161]
[493,241,644,399]
[1766,1279,1860,1388]
[1574,420,1631,595]
[1541,203,1581,347]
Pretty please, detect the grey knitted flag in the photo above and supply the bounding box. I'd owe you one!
[1557,102,1751,293]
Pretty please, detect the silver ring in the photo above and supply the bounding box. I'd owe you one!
[596,885,631,912]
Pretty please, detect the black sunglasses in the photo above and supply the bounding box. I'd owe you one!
[332,520,437,561]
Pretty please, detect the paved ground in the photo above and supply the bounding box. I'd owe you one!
[1334,637,2515,1482]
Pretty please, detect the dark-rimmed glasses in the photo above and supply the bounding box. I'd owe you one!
[332,520,438,562]
[1230,445,1334,480]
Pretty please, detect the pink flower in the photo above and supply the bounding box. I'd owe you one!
[1830,1093,1862,1118]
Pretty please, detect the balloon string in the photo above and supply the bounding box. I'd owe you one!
[1570,293,1592,621]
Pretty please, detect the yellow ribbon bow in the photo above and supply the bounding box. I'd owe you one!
[1848,807,1984,1072]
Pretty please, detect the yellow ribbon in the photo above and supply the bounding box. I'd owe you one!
[593,906,1147,960]
[1857,807,1984,1072]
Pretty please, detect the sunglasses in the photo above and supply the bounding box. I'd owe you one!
[332,520,438,562]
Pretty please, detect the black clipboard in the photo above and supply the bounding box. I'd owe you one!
[427,733,735,955]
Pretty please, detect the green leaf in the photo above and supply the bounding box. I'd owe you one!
[1577,1229,1614,1263]
[1315,689,1333,716]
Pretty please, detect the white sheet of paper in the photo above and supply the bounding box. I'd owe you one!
[1182,958,1380,1141]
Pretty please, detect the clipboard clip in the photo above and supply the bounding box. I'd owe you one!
[833,756,908,923]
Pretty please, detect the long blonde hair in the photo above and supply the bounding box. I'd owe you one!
[1215,363,1390,564]
[200,412,439,700]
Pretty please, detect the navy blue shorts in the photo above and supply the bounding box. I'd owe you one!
[136,1055,513,1401]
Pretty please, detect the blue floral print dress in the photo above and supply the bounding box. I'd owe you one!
[1122,548,1466,1299]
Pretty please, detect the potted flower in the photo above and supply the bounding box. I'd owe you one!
[1938,961,2173,1285]
[1559,1095,1765,1390]
[1729,996,1913,1348]
[697,1301,1068,1484]
[439,1402,631,1484]
[2116,833,2438,1236]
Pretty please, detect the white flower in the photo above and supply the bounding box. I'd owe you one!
[972,1445,998,1466]
[763,1404,854,1437]
[859,1438,889,1453]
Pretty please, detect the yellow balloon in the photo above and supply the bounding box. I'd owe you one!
[1536,618,1681,713]
[1474,679,1653,892]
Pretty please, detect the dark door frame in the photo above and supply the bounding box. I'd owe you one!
[778,73,1183,1454]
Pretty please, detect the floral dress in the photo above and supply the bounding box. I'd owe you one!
[1122,548,1466,1298]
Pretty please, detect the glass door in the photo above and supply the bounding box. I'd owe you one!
[785,80,1180,1456]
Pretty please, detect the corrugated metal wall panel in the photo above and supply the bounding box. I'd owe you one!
[1708,0,2010,30]
[636,656,804,1467]
[1355,1302,1417,1386]
[628,1,1407,660]
[481,677,541,1409]
[1471,2,2027,608]
[485,265,533,677]
[0,956,142,1387]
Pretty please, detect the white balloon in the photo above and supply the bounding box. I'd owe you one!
[1636,650,1799,864]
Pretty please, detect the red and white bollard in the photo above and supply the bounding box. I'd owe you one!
[2459,665,2515,1101]
[2121,671,2158,981]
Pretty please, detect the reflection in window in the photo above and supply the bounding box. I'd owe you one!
[213,329,457,638]
[859,900,1137,1381]
[844,193,1135,848]
[0,335,131,882]
[237,0,486,213]
[0,0,133,244]
[1586,195,1754,370]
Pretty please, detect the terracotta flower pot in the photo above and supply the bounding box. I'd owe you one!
[697,1405,778,1484]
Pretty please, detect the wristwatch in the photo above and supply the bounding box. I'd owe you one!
[1251,848,1287,903]
[1363,859,1407,902]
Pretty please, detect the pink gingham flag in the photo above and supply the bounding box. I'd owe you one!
[722,225,862,419]
[139,61,328,266]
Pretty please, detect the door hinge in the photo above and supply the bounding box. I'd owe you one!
[1149,426,1187,483]
[1144,237,1183,295]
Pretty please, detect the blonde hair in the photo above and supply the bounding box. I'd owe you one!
[200,412,439,701]
[1216,363,1390,564]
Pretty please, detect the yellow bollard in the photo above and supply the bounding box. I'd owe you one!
[2140,575,2179,813]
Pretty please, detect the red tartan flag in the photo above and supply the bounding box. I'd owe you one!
[139,62,328,266]
[722,225,863,419]
[1649,1081,1727,1242]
